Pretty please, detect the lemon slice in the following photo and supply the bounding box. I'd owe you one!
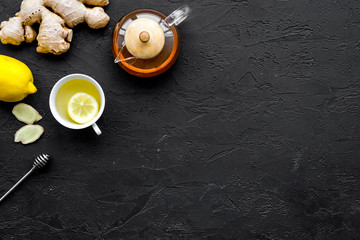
[67,92,99,124]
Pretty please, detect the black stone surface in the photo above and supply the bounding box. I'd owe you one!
[1,0,360,239]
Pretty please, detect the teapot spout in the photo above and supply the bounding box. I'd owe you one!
[165,5,191,27]
[114,42,137,64]
[114,55,136,64]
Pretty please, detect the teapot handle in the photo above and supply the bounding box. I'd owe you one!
[165,5,191,27]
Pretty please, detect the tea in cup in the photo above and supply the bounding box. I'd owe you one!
[49,74,105,135]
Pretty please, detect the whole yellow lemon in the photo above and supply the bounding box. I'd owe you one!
[0,55,37,102]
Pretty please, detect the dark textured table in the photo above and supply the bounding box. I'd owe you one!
[1,0,360,239]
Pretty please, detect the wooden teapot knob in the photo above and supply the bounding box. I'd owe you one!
[139,31,150,43]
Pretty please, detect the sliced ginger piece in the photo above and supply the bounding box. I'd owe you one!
[14,125,44,145]
[12,103,42,124]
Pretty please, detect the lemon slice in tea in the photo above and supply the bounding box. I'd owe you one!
[67,92,99,124]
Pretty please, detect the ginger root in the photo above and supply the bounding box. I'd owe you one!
[0,0,110,55]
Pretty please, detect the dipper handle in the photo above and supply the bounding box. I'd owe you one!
[0,154,50,203]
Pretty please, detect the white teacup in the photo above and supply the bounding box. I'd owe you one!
[49,73,105,135]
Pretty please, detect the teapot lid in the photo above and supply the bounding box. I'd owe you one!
[124,18,165,60]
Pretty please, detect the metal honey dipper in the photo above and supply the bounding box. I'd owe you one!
[0,154,50,203]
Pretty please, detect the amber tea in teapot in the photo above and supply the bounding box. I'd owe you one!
[111,6,190,77]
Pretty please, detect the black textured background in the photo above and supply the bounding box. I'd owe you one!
[1,0,360,239]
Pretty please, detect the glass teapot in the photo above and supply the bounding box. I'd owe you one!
[111,5,191,77]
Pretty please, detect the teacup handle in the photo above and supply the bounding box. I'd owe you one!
[92,123,102,135]
[165,5,191,27]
